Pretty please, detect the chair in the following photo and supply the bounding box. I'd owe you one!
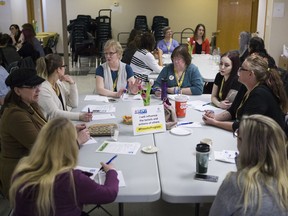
[134,15,148,32]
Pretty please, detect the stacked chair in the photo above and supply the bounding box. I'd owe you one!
[151,16,169,42]
[134,15,149,32]
[70,20,96,68]
[95,9,112,64]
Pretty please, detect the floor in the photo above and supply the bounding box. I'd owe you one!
[0,58,213,216]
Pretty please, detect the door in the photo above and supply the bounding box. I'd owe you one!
[216,0,258,53]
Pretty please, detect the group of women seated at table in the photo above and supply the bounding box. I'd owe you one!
[1,25,288,215]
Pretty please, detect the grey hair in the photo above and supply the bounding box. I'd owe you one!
[239,32,251,57]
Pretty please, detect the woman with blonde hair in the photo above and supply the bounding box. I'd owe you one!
[36,53,92,121]
[95,39,139,98]
[203,54,288,133]
[210,114,288,215]
[9,117,119,216]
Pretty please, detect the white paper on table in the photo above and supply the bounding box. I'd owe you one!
[177,122,202,128]
[84,95,109,102]
[82,105,116,113]
[83,137,97,145]
[96,170,126,187]
[96,141,141,155]
[75,166,126,187]
[187,100,222,112]
[214,150,238,164]
[121,94,142,101]
[92,114,115,121]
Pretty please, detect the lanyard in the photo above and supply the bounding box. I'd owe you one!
[113,76,118,91]
[165,38,172,53]
[174,69,185,88]
[218,77,225,100]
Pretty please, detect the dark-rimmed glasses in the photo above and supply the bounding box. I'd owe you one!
[61,65,67,68]
[104,52,117,56]
[20,85,40,89]
[238,67,249,72]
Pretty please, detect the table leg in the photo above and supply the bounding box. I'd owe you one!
[119,203,124,216]
[195,203,200,216]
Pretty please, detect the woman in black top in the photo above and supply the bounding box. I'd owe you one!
[203,54,288,133]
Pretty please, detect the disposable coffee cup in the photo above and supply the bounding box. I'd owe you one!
[175,95,187,118]
[196,143,210,174]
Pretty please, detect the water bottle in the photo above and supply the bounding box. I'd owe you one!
[161,78,168,100]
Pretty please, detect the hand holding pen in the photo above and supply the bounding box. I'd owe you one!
[99,154,118,173]
[79,108,93,122]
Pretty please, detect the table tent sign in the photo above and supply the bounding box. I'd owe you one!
[132,105,166,136]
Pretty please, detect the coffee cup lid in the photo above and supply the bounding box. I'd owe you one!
[196,143,210,152]
[175,95,188,102]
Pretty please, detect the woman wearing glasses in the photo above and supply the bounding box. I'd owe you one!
[95,39,139,98]
[0,68,90,198]
[157,27,179,54]
[210,114,288,215]
[203,54,288,133]
[36,53,92,122]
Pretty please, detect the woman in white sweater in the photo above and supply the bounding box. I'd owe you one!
[36,54,92,121]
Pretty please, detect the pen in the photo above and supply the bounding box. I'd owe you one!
[99,154,118,172]
[202,102,211,106]
[177,121,193,126]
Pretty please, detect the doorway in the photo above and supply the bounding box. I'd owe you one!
[216,0,259,53]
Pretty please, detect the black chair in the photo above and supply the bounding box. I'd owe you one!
[134,15,148,32]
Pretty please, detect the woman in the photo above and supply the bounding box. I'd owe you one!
[189,24,210,54]
[121,29,142,64]
[202,54,288,132]
[9,24,22,46]
[95,39,139,98]
[18,23,44,62]
[157,26,179,54]
[210,114,288,215]
[153,45,203,95]
[36,53,92,122]
[211,51,241,109]
[0,68,90,198]
[130,32,163,79]
[238,31,251,64]
[9,117,119,216]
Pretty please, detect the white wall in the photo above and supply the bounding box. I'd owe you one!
[266,0,288,64]
[0,0,27,33]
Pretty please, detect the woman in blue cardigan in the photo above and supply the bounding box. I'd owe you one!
[153,44,203,95]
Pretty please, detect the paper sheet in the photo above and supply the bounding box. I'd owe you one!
[214,150,238,164]
[83,137,97,145]
[187,100,222,112]
[75,166,126,187]
[121,94,142,101]
[96,141,141,155]
[92,114,116,121]
[82,105,116,113]
[84,95,109,102]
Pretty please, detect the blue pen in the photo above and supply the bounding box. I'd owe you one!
[177,121,193,126]
[99,154,118,172]
[202,102,211,106]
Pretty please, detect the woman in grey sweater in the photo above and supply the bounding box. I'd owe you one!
[209,114,288,216]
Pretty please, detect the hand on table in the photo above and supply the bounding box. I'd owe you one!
[77,127,90,145]
[79,112,93,122]
[202,112,218,126]
[218,100,232,109]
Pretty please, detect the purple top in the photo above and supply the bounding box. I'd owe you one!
[13,169,119,216]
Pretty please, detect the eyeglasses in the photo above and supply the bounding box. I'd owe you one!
[238,67,250,72]
[20,85,40,89]
[104,52,117,56]
[61,65,67,68]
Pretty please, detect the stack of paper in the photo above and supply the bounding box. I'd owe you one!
[82,105,116,113]
[96,141,141,155]
[84,95,109,102]
[187,100,222,112]
[214,150,238,164]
